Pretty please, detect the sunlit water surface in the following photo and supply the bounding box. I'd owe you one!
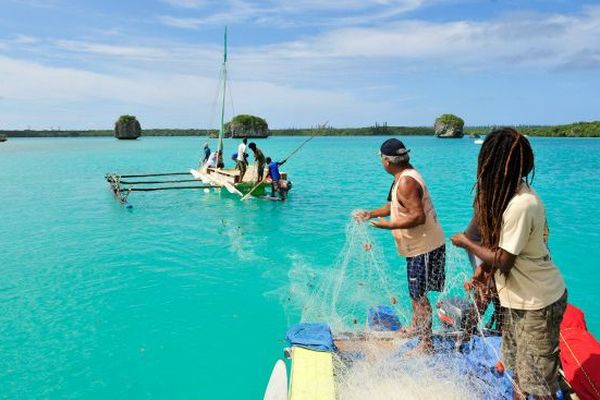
[1,136,598,398]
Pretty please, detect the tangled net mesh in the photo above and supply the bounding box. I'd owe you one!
[281,220,556,399]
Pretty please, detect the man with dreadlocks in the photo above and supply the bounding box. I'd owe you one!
[451,128,567,400]
[355,138,446,354]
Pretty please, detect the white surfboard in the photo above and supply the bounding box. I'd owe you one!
[263,359,288,400]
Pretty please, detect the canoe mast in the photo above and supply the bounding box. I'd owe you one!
[218,27,227,155]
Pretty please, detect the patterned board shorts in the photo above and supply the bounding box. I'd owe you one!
[502,290,568,396]
[406,244,446,300]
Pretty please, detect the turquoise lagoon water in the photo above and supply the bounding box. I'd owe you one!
[1,136,599,399]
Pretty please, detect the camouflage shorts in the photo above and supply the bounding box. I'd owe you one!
[502,290,567,396]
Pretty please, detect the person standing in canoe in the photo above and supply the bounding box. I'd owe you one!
[355,138,446,354]
[248,142,266,183]
[266,157,287,200]
[451,128,567,399]
[236,137,248,181]
[202,142,211,164]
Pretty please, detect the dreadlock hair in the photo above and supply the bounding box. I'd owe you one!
[474,127,535,251]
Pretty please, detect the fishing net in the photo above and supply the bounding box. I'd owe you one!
[282,219,563,399]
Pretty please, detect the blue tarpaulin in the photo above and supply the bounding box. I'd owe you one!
[286,323,335,352]
[368,305,402,331]
[393,335,514,399]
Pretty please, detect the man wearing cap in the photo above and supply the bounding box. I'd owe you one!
[354,138,446,354]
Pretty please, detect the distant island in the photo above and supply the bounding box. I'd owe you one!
[3,120,599,138]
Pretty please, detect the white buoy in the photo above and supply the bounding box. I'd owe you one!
[204,188,210,193]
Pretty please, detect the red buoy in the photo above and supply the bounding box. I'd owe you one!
[496,361,505,374]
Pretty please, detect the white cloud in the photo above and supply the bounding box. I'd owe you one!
[158,15,208,30]
[13,35,39,45]
[9,0,58,8]
[91,28,124,37]
[160,0,209,8]
[0,56,170,103]
[7,7,600,88]
[54,40,170,60]
[274,0,423,12]
[2,5,600,128]
[158,0,427,29]
[233,6,600,71]
[0,56,392,129]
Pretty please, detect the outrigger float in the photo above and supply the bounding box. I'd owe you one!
[105,171,213,206]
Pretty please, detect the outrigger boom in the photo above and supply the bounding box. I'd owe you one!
[105,172,213,205]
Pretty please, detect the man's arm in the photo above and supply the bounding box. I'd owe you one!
[370,176,425,229]
[353,203,390,221]
[369,203,391,218]
[450,233,516,274]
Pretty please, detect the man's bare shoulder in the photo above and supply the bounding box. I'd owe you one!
[397,175,421,194]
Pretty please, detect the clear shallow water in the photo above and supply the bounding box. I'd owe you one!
[0,136,598,399]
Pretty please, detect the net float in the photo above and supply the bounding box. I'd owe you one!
[496,361,505,374]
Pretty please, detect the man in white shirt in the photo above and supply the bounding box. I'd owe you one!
[236,138,248,181]
[206,150,220,168]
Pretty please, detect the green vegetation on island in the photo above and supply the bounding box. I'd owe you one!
[2,121,599,138]
[464,121,600,137]
[270,125,434,136]
[435,114,465,126]
[519,121,600,137]
[434,114,465,138]
[225,114,269,138]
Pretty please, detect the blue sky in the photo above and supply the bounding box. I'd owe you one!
[1,0,599,129]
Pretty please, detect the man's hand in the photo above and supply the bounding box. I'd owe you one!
[351,209,371,222]
[450,232,469,249]
[370,218,391,229]
[464,265,488,292]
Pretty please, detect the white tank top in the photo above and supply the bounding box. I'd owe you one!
[390,169,445,257]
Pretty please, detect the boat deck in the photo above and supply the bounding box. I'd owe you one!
[206,165,287,184]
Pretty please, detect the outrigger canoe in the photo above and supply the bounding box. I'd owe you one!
[190,166,287,198]
[265,302,597,400]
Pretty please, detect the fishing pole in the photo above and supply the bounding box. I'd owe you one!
[240,122,325,201]
[281,121,327,163]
